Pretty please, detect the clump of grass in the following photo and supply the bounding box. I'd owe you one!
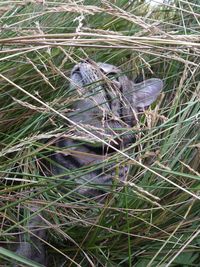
[0,1,199,266]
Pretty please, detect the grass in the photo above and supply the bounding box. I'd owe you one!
[0,0,200,266]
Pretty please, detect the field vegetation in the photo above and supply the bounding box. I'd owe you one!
[0,1,199,266]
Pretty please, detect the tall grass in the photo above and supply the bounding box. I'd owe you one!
[0,1,199,266]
